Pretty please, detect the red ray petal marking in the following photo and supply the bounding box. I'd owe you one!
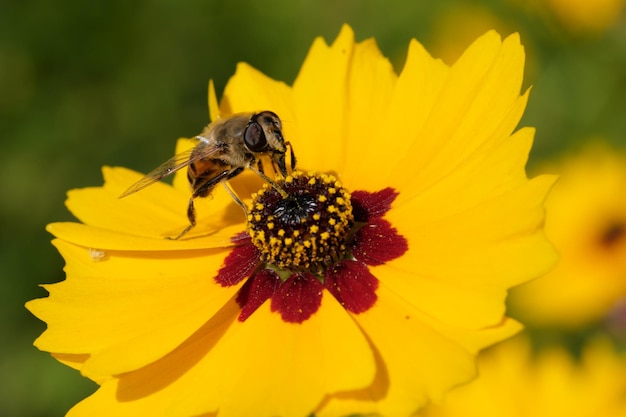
[237,269,282,322]
[352,217,408,266]
[215,241,260,287]
[351,188,399,222]
[325,260,379,314]
[230,231,252,244]
[271,272,324,323]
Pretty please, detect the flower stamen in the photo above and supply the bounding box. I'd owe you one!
[247,171,354,275]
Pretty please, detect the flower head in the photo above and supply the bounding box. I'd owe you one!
[511,144,626,328]
[545,0,626,34]
[27,25,555,417]
[420,335,626,417]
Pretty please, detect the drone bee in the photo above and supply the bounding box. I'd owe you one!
[119,111,296,239]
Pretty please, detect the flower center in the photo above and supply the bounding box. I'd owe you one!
[600,220,625,249]
[246,171,354,275]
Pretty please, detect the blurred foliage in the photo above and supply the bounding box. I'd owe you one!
[1,0,625,415]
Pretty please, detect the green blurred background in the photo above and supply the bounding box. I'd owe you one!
[2,0,625,415]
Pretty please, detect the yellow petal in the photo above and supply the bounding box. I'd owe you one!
[421,335,626,417]
[317,283,477,417]
[342,37,447,191]
[220,62,294,117]
[46,222,244,251]
[173,292,375,417]
[429,317,523,355]
[337,37,397,183]
[64,166,244,244]
[370,264,508,329]
[342,33,528,196]
[208,79,219,122]
[67,300,242,417]
[397,95,530,209]
[64,293,375,417]
[291,24,356,173]
[171,138,197,193]
[67,381,154,417]
[391,171,557,284]
[377,173,556,328]
[219,62,296,142]
[27,239,239,377]
[510,144,626,327]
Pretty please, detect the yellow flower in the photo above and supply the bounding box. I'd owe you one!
[420,334,626,417]
[545,0,626,34]
[511,144,626,328]
[27,25,555,417]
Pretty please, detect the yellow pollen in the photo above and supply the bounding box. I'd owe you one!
[246,170,355,273]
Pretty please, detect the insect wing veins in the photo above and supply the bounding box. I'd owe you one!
[119,139,223,198]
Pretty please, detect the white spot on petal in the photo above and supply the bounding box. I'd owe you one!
[87,248,107,262]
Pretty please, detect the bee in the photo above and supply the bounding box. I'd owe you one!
[119,111,296,239]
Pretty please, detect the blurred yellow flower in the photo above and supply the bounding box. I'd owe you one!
[546,0,626,34]
[511,144,626,328]
[420,335,626,417]
[27,25,555,417]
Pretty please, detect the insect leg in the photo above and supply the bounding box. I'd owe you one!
[220,181,247,216]
[169,167,244,240]
[287,141,297,170]
[169,198,199,240]
[249,165,288,199]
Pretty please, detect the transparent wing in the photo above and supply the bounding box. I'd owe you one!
[119,140,223,198]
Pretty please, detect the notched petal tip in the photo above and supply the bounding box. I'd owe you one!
[351,188,399,222]
[352,218,408,266]
[215,239,260,287]
[270,272,324,323]
[237,269,281,322]
[325,260,379,314]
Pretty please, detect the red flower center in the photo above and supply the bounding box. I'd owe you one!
[215,172,408,323]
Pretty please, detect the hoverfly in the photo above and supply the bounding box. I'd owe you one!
[119,111,296,239]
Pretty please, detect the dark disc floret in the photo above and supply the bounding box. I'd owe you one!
[246,171,354,275]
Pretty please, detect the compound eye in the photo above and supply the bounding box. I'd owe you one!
[244,122,267,152]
